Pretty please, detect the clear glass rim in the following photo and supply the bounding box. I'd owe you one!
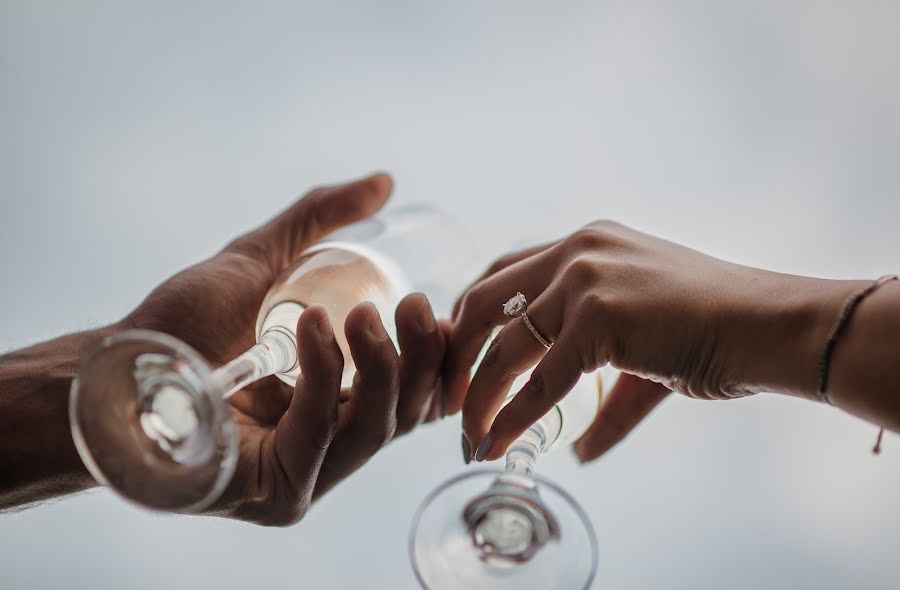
[408,468,599,590]
[69,328,238,514]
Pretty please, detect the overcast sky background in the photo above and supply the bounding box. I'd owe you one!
[2,1,899,589]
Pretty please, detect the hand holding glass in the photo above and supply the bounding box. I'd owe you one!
[70,206,471,513]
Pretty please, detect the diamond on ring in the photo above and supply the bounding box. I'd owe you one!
[502,292,528,317]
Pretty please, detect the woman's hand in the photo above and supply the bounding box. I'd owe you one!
[445,221,861,463]
[127,174,446,525]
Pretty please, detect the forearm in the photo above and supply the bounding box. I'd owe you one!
[730,271,900,431]
[0,327,115,509]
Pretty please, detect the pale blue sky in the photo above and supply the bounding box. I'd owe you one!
[1,1,899,588]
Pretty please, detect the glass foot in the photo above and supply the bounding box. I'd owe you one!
[70,330,237,513]
[410,469,598,590]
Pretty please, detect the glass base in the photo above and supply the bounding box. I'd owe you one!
[410,469,598,590]
[70,330,237,513]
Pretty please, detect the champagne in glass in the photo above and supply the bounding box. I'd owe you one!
[70,206,474,513]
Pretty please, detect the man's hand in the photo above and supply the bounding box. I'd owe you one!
[125,173,446,525]
[0,173,446,524]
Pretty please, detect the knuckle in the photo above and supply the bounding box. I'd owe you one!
[460,283,489,315]
[480,337,518,381]
[566,227,605,252]
[256,486,312,528]
[578,291,610,318]
[563,256,603,285]
[303,185,330,202]
[518,372,554,404]
[222,235,267,261]
[486,256,510,276]
[285,499,311,526]
[278,498,311,527]
[588,218,623,232]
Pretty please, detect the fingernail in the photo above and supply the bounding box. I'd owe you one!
[474,433,493,462]
[417,297,437,333]
[368,313,388,339]
[461,433,472,465]
[316,317,333,341]
[572,446,588,464]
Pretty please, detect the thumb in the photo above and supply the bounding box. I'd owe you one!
[228,172,393,265]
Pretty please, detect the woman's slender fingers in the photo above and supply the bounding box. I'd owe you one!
[452,241,558,319]
[312,302,400,499]
[473,319,587,462]
[394,293,444,435]
[573,374,670,462]
[274,306,342,504]
[460,285,566,460]
[444,247,563,416]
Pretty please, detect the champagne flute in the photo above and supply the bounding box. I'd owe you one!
[410,356,619,590]
[70,206,474,513]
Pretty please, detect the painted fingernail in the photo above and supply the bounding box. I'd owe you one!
[474,433,493,462]
[417,297,437,333]
[461,433,472,465]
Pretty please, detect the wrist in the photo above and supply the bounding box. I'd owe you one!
[724,270,867,400]
[0,323,121,508]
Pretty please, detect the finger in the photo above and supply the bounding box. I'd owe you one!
[273,305,341,503]
[424,320,454,424]
[313,302,400,498]
[444,246,563,416]
[573,374,670,462]
[394,293,445,435]
[461,285,566,459]
[227,172,393,266]
[452,241,558,319]
[424,388,443,423]
[473,318,587,462]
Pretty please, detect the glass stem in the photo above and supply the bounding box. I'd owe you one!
[504,423,548,476]
[213,327,299,399]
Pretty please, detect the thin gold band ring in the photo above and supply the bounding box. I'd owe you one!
[502,291,553,349]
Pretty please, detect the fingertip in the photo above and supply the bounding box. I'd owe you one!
[345,301,379,338]
[298,305,331,338]
[364,171,394,197]
[397,292,437,335]
[364,306,390,341]
[346,302,398,380]
[348,171,393,213]
[572,443,594,464]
